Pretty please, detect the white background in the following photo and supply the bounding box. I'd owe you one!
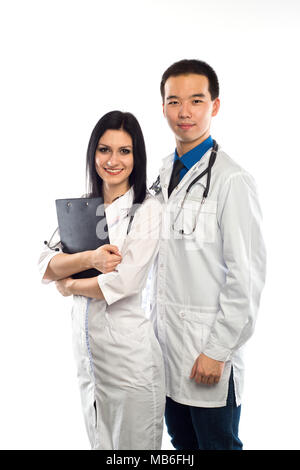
[0,0,299,450]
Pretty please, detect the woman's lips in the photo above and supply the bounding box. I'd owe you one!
[104,168,124,175]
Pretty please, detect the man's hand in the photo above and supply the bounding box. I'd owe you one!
[55,277,75,297]
[91,244,122,273]
[190,353,225,385]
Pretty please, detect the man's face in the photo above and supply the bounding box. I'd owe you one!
[163,74,220,153]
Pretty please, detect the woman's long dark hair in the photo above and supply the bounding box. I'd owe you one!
[86,111,147,205]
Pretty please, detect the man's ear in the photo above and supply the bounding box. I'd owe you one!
[212,98,220,117]
[162,102,165,117]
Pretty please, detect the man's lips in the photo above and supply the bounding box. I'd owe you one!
[177,123,195,130]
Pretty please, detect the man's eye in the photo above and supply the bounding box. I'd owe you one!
[193,100,203,104]
[168,101,179,105]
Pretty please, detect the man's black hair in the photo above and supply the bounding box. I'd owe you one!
[160,59,219,101]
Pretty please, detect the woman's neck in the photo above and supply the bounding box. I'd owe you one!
[102,182,130,206]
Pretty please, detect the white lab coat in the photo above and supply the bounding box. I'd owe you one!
[38,188,165,450]
[149,146,266,407]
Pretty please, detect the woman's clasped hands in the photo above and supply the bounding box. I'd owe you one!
[55,244,122,297]
[91,244,122,274]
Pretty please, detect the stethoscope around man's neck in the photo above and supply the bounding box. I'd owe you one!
[183,139,218,198]
[171,139,219,235]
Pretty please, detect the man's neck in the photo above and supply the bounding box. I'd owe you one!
[176,131,210,158]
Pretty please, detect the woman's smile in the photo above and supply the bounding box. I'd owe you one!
[103,168,124,175]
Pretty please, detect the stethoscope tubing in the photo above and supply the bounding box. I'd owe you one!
[172,140,218,235]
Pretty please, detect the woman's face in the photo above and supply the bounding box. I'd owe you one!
[95,129,134,190]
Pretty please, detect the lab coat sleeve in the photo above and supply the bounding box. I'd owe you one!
[37,227,63,284]
[202,172,267,362]
[97,197,162,306]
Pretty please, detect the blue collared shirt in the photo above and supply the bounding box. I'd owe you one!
[174,135,213,181]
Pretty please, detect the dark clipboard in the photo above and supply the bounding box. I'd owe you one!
[55,196,109,279]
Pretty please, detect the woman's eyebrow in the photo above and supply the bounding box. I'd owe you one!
[98,143,132,149]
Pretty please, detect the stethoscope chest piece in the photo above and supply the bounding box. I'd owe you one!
[44,227,60,251]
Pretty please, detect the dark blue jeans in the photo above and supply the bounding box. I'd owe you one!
[165,370,243,450]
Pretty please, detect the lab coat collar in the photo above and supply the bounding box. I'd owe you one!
[159,147,214,202]
[104,186,134,220]
[104,186,134,250]
[158,153,173,202]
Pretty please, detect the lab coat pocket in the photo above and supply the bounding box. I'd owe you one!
[104,322,153,388]
[106,318,146,345]
[180,310,218,399]
[181,310,216,362]
[177,199,217,243]
[180,309,232,405]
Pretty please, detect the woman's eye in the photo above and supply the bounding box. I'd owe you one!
[120,149,131,154]
[98,147,109,153]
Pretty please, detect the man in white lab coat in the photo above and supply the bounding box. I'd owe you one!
[150,59,266,450]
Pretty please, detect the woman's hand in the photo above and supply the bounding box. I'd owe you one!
[55,277,75,296]
[91,244,122,273]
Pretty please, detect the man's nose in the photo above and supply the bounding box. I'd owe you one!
[178,102,192,118]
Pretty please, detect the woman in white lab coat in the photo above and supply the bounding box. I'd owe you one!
[38,111,165,450]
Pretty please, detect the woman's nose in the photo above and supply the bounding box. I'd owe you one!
[106,151,119,166]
